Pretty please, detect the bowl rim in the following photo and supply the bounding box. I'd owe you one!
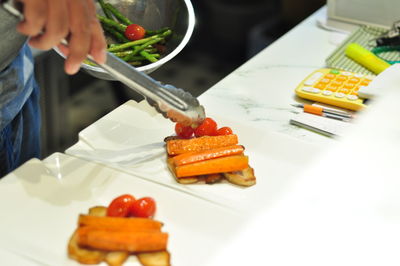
[55,0,195,74]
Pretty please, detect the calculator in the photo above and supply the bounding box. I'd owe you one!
[294,68,374,111]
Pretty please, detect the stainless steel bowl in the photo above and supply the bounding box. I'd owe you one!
[55,0,195,80]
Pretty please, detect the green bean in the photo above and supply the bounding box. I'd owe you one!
[97,15,126,32]
[128,61,143,66]
[101,22,129,43]
[139,50,158,63]
[146,27,171,36]
[128,38,163,59]
[144,48,158,53]
[98,0,114,19]
[107,35,160,52]
[113,50,160,59]
[105,3,133,25]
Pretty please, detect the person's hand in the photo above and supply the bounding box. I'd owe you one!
[17,0,107,75]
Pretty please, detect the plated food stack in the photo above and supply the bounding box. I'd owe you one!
[68,195,170,266]
[165,118,256,186]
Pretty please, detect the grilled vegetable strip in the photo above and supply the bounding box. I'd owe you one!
[105,3,133,25]
[98,0,114,19]
[172,145,244,166]
[77,227,168,252]
[173,155,249,178]
[166,135,239,156]
[79,215,163,231]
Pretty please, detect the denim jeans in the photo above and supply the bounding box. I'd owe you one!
[0,44,40,177]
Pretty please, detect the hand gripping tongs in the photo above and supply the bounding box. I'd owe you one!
[2,0,205,127]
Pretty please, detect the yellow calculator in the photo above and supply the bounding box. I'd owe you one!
[294,68,374,111]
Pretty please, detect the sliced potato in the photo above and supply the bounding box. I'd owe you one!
[88,206,108,217]
[223,167,256,187]
[104,251,130,266]
[68,207,108,264]
[176,177,199,184]
[68,229,106,264]
[137,251,171,266]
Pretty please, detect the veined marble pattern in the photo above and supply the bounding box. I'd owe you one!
[200,65,336,145]
[197,7,344,146]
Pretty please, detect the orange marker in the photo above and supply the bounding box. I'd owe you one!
[291,103,352,121]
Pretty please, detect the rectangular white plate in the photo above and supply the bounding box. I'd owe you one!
[0,153,245,266]
[67,100,326,213]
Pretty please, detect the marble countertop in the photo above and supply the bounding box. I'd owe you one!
[199,7,347,145]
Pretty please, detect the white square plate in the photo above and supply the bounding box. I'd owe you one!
[67,100,325,213]
[0,153,245,266]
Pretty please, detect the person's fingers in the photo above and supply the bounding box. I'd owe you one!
[17,0,107,74]
[17,0,47,36]
[64,0,92,74]
[86,0,107,64]
[56,43,69,57]
[29,0,69,50]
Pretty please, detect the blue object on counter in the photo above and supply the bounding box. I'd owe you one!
[0,44,40,177]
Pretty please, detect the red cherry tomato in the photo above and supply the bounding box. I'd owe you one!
[175,123,194,139]
[124,24,146,41]
[217,126,233,135]
[194,117,218,137]
[107,194,136,217]
[130,197,156,218]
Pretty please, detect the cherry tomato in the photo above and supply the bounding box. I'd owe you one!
[124,24,146,41]
[194,117,218,137]
[130,197,156,218]
[107,194,136,217]
[175,123,194,139]
[217,126,233,135]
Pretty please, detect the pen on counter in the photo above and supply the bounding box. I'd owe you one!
[291,103,352,121]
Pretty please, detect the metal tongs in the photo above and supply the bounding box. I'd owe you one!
[2,0,205,126]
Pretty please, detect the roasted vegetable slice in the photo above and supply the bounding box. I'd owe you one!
[223,167,256,187]
[138,251,171,266]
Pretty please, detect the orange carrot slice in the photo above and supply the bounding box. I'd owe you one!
[174,155,249,178]
[166,135,239,155]
[78,215,163,231]
[172,145,244,166]
[77,227,168,252]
